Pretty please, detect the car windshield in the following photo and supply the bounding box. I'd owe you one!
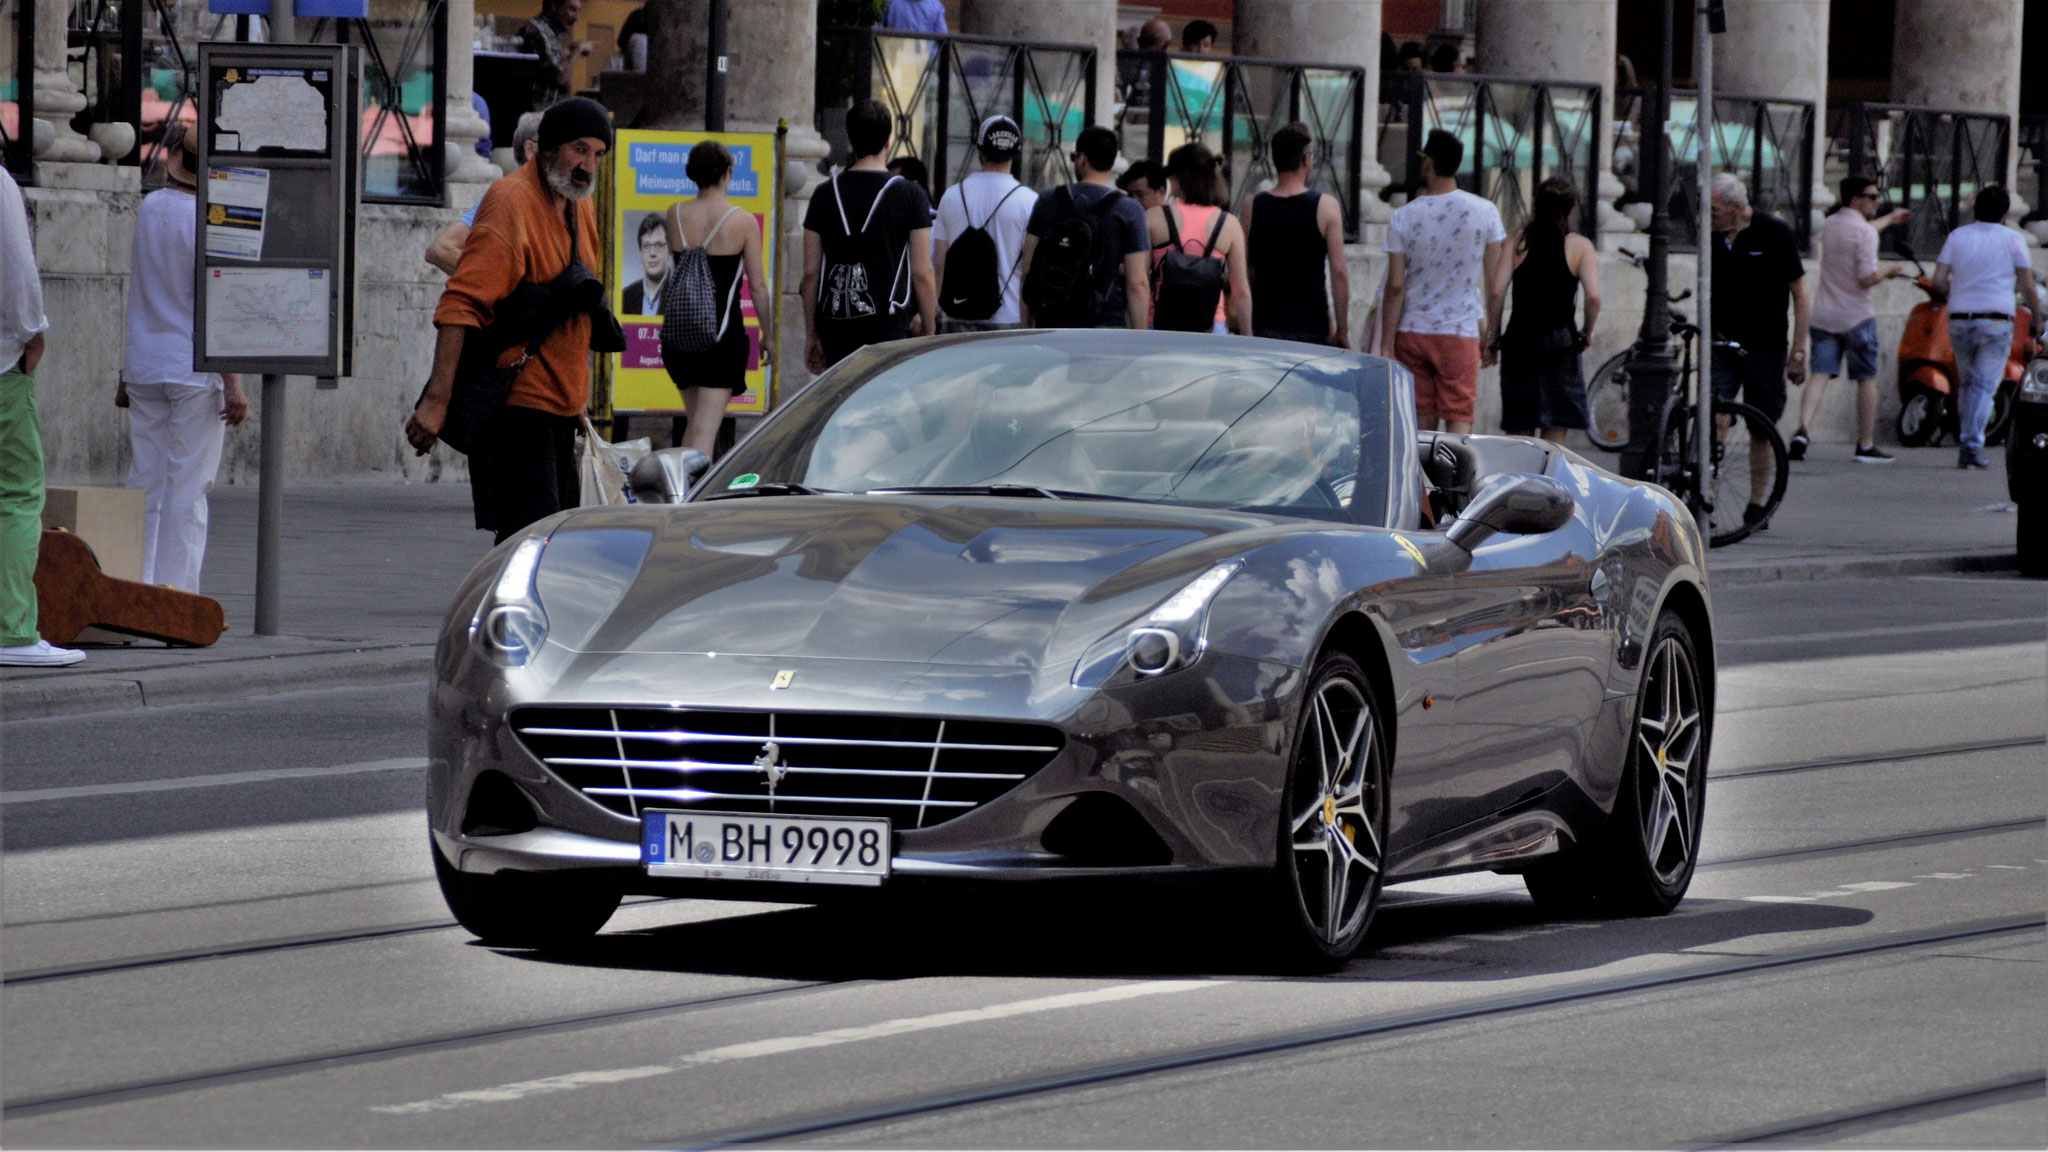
[704,334,1370,522]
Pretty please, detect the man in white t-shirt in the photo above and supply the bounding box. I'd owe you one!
[1378,129,1505,433]
[933,115,1039,332]
[1932,185,2043,469]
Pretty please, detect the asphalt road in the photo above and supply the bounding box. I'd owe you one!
[2,572,2042,1148]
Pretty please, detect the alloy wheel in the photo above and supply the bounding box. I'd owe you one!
[1288,673,1385,949]
[1633,631,1704,886]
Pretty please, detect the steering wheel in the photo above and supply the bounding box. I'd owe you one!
[1177,447,1341,509]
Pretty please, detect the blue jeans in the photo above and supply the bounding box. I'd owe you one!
[1948,317,2011,452]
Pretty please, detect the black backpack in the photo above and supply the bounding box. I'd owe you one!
[939,181,1025,321]
[659,204,744,358]
[816,173,911,325]
[1152,203,1229,332]
[1023,185,1128,328]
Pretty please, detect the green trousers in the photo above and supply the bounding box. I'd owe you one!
[0,366,44,646]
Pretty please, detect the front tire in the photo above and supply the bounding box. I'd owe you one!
[2019,500,2047,579]
[1896,385,1941,447]
[433,842,623,949]
[1525,611,1707,916]
[1272,654,1389,965]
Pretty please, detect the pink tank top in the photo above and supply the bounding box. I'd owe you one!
[1151,203,1230,326]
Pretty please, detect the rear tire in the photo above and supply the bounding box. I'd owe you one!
[433,841,623,949]
[1585,352,1632,452]
[1524,610,1707,917]
[1896,386,1941,447]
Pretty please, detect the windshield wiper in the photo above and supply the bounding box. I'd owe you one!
[702,482,835,500]
[866,484,1063,499]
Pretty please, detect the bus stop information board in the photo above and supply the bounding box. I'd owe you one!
[610,129,778,416]
[192,42,358,378]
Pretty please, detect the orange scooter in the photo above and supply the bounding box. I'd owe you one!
[1894,242,2038,447]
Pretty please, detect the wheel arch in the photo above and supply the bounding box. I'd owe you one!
[1313,610,1399,766]
[1656,578,1716,722]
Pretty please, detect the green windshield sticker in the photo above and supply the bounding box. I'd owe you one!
[728,473,761,490]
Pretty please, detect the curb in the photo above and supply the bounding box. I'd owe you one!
[1709,549,2020,586]
[1,644,434,721]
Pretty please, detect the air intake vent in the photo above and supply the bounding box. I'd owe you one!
[510,707,1063,830]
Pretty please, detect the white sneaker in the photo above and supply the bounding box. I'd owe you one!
[0,639,86,667]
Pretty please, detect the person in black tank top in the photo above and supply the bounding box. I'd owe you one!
[1243,123,1349,346]
[1488,176,1601,442]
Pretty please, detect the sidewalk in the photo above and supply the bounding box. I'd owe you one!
[1,449,2025,719]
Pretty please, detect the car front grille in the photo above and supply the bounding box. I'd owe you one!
[509,707,1064,829]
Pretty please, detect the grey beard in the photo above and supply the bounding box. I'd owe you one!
[545,164,595,202]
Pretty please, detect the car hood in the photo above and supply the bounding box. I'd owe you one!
[553,496,1300,667]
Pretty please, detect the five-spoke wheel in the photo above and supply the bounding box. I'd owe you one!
[1525,610,1708,916]
[1278,655,1388,963]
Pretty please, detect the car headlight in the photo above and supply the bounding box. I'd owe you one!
[471,537,549,667]
[1072,561,1242,688]
[2022,359,2048,403]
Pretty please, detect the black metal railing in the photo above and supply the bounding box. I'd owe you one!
[1618,87,1814,251]
[1382,71,1601,238]
[4,0,34,182]
[1828,101,2010,257]
[5,0,446,204]
[816,26,1096,195]
[1115,49,1366,240]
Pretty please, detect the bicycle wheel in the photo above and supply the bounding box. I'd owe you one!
[1664,401,1788,547]
[1585,351,1632,451]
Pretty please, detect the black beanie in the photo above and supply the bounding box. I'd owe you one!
[539,96,614,153]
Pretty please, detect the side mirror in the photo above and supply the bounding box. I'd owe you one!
[628,447,711,504]
[1445,472,1575,551]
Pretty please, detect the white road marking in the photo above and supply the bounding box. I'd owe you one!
[0,758,427,804]
[1739,895,1818,903]
[1916,872,1975,880]
[1985,864,2031,870]
[1837,881,1916,892]
[370,979,1225,1116]
[1721,617,2045,647]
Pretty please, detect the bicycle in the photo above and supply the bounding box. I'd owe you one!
[1654,319,1789,548]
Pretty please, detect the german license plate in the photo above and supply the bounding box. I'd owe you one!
[641,810,890,886]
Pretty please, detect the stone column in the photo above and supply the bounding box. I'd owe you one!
[959,0,1117,132]
[1715,0,1832,241]
[1891,0,2027,226]
[32,0,102,163]
[442,0,500,192]
[1473,0,1632,239]
[640,0,829,389]
[1233,0,1391,224]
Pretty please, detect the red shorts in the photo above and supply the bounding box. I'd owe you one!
[1394,331,1481,424]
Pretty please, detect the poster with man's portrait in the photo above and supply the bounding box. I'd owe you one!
[621,209,670,317]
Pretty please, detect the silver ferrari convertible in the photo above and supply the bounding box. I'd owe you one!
[427,330,1714,964]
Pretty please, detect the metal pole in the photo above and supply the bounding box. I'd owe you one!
[1619,0,1678,481]
[706,0,727,133]
[1693,0,1714,526]
[255,0,296,636]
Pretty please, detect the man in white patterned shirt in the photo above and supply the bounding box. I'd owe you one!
[1378,129,1505,433]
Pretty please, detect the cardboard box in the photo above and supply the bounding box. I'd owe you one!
[42,486,145,582]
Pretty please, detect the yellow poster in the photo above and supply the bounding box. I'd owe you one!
[610,128,778,415]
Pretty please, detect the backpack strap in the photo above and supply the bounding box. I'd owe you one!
[828,172,852,236]
[859,174,905,234]
[1163,201,1184,251]
[1200,207,1226,259]
[974,181,1024,232]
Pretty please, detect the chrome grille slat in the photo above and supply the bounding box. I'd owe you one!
[511,706,1063,829]
[543,756,1025,781]
[518,727,1058,753]
[584,788,976,808]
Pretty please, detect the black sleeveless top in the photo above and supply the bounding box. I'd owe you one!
[1248,190,1329,338]
[1505,228,1579,352]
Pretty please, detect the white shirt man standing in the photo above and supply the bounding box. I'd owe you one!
[1378,129,1505,433]
[122,124,250,593]
[1932,184,2043,469]
[932,115,1038,332]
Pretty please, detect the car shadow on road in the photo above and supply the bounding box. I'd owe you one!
[487,881,1875,982]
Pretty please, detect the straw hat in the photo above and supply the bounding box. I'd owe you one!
[161,123,199,190]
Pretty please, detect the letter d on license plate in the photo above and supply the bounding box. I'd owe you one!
[642,810,890,886]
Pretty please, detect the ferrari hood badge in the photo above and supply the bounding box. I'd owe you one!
[771,669,795,689]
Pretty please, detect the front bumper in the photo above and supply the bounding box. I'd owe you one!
[427,647,1301,886]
